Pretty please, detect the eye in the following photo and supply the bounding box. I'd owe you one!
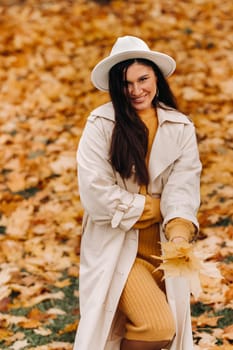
[139,76,148,82]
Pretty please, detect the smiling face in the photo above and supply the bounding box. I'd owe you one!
[124,62,158,112]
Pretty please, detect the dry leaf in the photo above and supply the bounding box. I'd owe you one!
[0,328,14,340]
[58,320,79,335]
[34,327,52,336]
[11,339,29,350]
[223,324,233,340]
[152,241,202,298]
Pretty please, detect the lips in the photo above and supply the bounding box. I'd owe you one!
[131,95,147,103]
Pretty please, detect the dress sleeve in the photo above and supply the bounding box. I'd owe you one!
[133,194,162,228]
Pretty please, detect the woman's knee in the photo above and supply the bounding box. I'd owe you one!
[144,322,175,341]
[120,339,173,350]
[125,319,175,342]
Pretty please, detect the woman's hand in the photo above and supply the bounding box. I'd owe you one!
[165,217,197,242]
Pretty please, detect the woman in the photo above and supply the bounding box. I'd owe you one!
[74,36,202,350]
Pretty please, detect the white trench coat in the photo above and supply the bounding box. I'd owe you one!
[73,102,202,350]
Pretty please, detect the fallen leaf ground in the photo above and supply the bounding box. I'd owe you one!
[0,0,232,349]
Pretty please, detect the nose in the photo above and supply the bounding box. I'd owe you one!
[129,83,142,96]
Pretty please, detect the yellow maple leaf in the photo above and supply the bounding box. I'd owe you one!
[152,241,202,299]
[18,319,41,329]
[58,320,79,335]
[0,328,14,340]
[223,324,233,340]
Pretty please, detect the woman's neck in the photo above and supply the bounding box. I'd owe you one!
[138,107,157,121]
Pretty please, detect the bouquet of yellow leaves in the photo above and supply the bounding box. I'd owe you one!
[152,241,203,299]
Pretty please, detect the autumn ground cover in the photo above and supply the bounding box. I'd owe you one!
[0,0,232,349]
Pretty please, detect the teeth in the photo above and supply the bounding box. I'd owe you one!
[133,97,144,102]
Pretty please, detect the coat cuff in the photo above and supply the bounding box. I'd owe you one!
[111,194,145,230]
[162,204,199,232]
[111,203,130,229]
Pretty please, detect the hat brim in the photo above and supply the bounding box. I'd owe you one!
[91,50,176,92]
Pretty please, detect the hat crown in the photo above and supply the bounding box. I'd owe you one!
[91,35,176,91]
[110,36,150,56]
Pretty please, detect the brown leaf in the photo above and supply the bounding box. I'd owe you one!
[0,297,11,312]
[223,324,233,340]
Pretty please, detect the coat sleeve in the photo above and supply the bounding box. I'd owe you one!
[77,116,145,231]
[160,122,202,231]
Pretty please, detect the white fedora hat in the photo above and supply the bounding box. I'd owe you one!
[91,35,176,92]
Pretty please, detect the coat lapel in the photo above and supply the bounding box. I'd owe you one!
[91,102,191,185]
[148,127,180,181]
[148,107,191,181]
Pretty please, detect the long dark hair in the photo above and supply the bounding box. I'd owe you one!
[109,58,178,186]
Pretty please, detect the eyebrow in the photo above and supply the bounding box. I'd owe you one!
[125,73,150,84]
